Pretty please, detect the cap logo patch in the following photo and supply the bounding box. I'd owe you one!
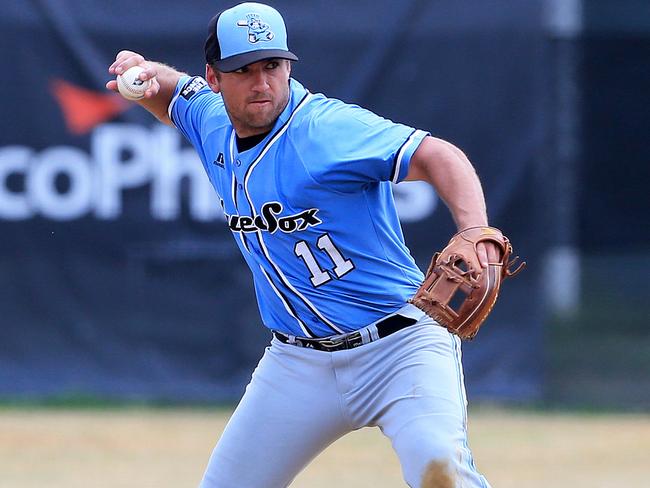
[236,13,275,44]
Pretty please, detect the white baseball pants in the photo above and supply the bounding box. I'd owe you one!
[199,310,490,488]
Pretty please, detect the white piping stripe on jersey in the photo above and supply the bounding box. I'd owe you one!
[231,170,250,252]
[239,92,344,335]
[391,129,424,184]
[229,131,236,162]
[167,89,182,125]
[229,133,250,253]
[242,92,312,189]
[258,265,315,337]
[253,233,342,335]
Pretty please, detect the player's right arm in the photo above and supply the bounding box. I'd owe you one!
[106,50,185,126]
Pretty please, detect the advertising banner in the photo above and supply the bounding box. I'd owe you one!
[1,0,546,402]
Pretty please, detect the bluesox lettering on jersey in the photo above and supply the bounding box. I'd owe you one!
[171,75,427,336]
[225,201,322,233]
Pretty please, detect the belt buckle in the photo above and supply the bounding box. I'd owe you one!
[303,331,365,352]
[330,332,362,350]
[321,335,345,350]
[345,331,364,348]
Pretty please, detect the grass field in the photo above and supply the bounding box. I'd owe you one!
[1,407,648,487]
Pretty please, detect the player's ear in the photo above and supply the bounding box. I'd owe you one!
[205,64,221,93]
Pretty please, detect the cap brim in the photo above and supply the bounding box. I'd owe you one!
[215,50,299,72]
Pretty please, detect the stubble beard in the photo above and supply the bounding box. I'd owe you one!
[229,90,290,136]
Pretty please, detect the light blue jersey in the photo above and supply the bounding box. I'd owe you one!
[169,76,428,337]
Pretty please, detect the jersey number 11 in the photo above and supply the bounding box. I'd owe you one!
[294,234,355,287]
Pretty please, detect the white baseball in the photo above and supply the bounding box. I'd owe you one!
[116,66,153,101]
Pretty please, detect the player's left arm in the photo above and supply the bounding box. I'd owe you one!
[405,135,498,266]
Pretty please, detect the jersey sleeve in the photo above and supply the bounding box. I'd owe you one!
[168,75,224,147]
[297,98,429,192]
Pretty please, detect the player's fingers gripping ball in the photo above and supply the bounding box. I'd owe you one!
[116,66,153,100]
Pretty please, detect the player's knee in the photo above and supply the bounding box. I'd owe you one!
[399,439,458,487]
[391,412,467,487]
[420,459,456,488]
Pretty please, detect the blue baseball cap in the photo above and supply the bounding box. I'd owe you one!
[204,2,298,72]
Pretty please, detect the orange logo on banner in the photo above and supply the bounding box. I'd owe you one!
[50,79,130,135]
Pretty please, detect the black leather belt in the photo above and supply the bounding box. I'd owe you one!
[273,314,417,352]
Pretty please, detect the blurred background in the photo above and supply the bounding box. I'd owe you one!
[1,0,648,412]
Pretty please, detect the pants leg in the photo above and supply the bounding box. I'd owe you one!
[199,339,350,488]
[342,318,490,488]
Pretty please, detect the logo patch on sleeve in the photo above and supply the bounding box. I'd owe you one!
[181,77,208,100]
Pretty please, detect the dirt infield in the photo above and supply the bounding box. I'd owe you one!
[1,407,648,487]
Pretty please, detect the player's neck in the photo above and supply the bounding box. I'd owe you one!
[236,130,272,152]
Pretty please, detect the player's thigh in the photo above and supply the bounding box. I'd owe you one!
[374,326,489,487]
[199,340,349,488]
[388,411,490,488]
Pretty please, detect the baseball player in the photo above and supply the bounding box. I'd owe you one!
[107,3,498,487]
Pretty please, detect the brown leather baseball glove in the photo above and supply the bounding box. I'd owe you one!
[409,226,525,340]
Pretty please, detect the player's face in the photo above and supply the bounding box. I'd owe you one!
[211,59,291,137]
